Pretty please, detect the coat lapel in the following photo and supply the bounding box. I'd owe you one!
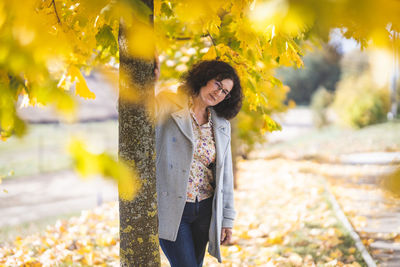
[171,108,194,146]
[170,92,194,146]
[169,93,230,167]
[211,109,230,168]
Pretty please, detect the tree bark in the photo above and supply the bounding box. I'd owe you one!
[118,0,160,266]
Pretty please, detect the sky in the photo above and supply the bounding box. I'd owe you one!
[329,28,360,54]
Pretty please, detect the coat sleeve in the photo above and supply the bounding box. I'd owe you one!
[221,121,236,228]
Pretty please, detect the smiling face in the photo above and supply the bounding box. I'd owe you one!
[196,78,234,107]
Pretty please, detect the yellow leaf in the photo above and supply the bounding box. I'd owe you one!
[348,247,356,254]
[288,99,296,108]
[174,0,211,22]
[265,231,284,245]
[261,114,282,134]
[202,46,217,60]
[0,69,10,85]
[69,66,96,99]
[68,140,100,177]
[0,112,14,132]
[329,248,343,258]
[381,167,400,198]
[239,230,251,239]
[126,19,155,59]
[205,14,221,36]
[68,139,141,201]
[118,69,140,103]
[154,0,161,17]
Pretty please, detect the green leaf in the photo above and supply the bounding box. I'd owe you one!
[125,0,153,22]
[96,25,118,55]
[161,2,174,18]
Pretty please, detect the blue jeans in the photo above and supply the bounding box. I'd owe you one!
[159,197,213,267]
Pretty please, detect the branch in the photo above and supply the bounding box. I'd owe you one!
[206,31,217,47]
[174,37,192,41]
[207,31,219,59]
[52,0,61,24]
[167,33,209,41]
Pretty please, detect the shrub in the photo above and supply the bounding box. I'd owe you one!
[311,86,334,128]
[276,45,341,105]
[332,72,390,128]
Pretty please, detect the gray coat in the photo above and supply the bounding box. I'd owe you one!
[155,89,236,263]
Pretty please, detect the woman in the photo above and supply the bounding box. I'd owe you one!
[155,60,243,266]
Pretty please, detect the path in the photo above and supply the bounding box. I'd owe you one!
[255,108,400,266]
[0,170,117,228]
[322,163,400,267]
[277,159,400,266]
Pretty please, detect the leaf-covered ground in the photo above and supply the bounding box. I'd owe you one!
[297,160,400,265]
[1,159,366,266]
[202,159,365,266]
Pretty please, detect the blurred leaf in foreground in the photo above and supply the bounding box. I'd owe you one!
[381,166,400,199]
[68,139,141,200]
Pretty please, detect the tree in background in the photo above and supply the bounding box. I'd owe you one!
[276,44,341,105]
[340,50,370,79]
[310,86,334,128]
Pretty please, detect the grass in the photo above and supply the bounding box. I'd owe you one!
[0,120,118,179]
[259,121,400,158]
[0,120,118,243]
[0,120,118,249]
[3,118,398,179]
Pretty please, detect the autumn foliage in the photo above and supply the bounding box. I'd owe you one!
[1,0,400,201]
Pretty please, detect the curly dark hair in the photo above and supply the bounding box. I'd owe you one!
[180,60,243,120]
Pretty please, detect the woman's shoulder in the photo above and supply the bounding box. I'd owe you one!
[210,108,231,131]
[156,88,176,100]
[156,88,186,106]
[210,107,230,122]
[155,87,188,119]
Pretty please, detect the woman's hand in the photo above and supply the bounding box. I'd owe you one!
[220,227,232,245]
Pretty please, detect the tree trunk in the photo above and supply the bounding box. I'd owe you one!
[118,0,160,266]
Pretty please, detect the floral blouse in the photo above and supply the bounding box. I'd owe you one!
[186,101,216,203]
